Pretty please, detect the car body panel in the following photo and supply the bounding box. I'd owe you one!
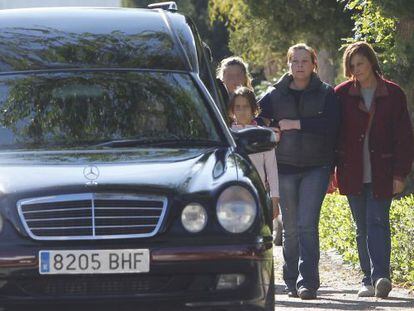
[0,6,274,310]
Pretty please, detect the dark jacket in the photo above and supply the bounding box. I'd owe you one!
[334,77,414,199]
[258,73,339,167]
[216,78,229,108]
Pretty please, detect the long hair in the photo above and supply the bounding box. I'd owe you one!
[343,41,382,78]
[216,56,253,89]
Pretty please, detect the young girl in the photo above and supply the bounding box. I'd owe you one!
[228,86,280,218]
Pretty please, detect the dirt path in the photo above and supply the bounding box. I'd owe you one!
[273,246,414,310]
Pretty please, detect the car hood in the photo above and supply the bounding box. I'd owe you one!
[0,148,238,196]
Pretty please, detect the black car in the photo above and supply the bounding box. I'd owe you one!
[0,3,276,310]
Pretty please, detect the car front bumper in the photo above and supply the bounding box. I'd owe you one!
[0,243,273,309]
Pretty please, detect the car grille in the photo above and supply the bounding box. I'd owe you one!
[17,193,167,240]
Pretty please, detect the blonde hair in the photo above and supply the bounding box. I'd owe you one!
[287,43,318,72]
[216,56,253,89]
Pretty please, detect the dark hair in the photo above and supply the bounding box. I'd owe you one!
[287,43,318,72]
[216,56,253,89]
[343,41,382,78]
[228,86,260,120]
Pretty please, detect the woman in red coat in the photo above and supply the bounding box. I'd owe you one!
[335,41,414,298]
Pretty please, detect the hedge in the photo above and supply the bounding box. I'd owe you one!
[320,193,414,290]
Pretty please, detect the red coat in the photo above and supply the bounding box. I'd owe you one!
[334,77,414,199]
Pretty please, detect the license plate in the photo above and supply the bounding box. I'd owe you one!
[39,249,150,275]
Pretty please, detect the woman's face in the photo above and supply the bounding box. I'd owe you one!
[289,49,315,80]
[222,65,246,94]
[349,53,375,84]
[232,96,253,125]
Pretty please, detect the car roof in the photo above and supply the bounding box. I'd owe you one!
[0,7,195,73]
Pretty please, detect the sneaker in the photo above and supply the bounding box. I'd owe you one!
[375,278,392,298]
[297,287,317,300]
[357,285,374,297]
[287,289,298,298]
[284,286,298,298]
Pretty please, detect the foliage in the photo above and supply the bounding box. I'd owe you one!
[210,0,414,92]
[209,0,353,78]
[389,196,414,288]
[374,0,414,18]
[340,0,414,95]
[320,193,414,289]
[209,0,273,65]
[320,194,358,264]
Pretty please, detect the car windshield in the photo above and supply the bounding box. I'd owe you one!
[0,71,222,151]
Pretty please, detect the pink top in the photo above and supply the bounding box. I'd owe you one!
[231,123,279,197]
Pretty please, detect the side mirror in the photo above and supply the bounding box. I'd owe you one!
[231,127,277,154]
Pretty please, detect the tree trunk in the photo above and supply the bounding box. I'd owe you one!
[317,49,335,85]
[396,17,414,193]
[396,17,414,117]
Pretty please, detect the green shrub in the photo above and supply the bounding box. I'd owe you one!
[389,195,414,287]
[320,193,414,289]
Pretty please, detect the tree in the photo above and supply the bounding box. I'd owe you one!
[209,0,354,84]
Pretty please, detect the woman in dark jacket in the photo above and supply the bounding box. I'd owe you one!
[258,43,340,300]
[335,41,414,298]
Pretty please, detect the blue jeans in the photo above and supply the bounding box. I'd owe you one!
[279,166,330,291]
[347,184,392,286]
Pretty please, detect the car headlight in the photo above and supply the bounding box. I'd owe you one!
[181,203,208,233]
[216,186,257,233]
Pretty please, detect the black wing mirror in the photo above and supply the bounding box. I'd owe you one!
[231,127,277,154]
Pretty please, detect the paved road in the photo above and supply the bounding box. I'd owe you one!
[273,246,414,310]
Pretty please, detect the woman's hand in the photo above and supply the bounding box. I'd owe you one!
[393,178,405,195]
[271,197,280,219]
[279,119,301,131]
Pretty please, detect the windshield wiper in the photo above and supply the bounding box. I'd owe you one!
[95,138,225,148]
